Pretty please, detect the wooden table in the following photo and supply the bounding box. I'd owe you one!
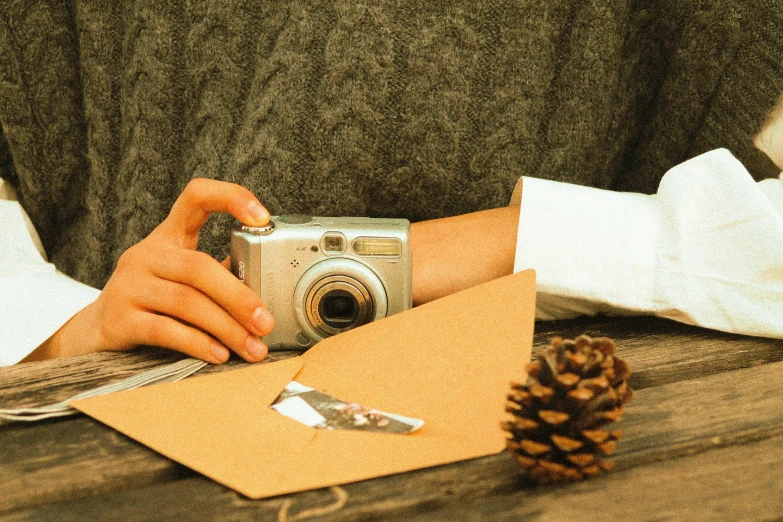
[2,316,783,521]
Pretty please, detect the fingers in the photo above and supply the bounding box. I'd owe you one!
[93,180,274,363]
[163,178,270,241]
[139,279,269,363]
[151,249,275,338]
[136,314,232,365]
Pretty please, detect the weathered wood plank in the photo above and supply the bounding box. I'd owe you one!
[1,317,781,515]
[5,359,782,521]
[0,349,183,408]
[394,435,783,522]
[10,436,783,522]
[533,316,783,389]
[0,350,298,515]
[0,417,194,516]
[0,348,299,409]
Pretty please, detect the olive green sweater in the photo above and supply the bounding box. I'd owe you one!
[0,0,780,288]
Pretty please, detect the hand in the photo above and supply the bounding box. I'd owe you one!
[27,179,275,364]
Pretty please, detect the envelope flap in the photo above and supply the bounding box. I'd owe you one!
[71,357,305,464]
[297,270,536,445]
[70,271,537,499]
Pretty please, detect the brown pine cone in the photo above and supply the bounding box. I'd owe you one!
[503,335,633,485]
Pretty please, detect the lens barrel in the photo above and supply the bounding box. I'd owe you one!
[305,275,374,336]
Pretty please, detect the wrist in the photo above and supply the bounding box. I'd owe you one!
[22,301,102,362]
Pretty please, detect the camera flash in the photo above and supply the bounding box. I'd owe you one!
[352,237,402,257]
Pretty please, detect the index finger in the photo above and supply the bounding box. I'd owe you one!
[163,178,270,241]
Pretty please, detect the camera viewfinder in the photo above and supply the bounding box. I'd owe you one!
[323,233,345,253]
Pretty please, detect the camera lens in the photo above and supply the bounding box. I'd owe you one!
[294,258,390,343]
[319,290,360,328]
[305,276,374,337]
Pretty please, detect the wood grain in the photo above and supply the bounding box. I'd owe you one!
[19,435,781,522]
[0,349,299,514]
[5,356,782,521]
[531,316,783,389]
[0,348,299,409]
[395,436,783,522]
[0,417,192,515]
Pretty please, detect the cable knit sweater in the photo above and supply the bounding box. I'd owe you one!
[0,0,781,289]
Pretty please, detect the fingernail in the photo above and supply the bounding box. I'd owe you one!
[210,342,230,364]
[247,200,269,225]
[252,306,274,334]
[245,336,268,361]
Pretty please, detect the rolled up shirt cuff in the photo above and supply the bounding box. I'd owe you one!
[512,148,783,339]
[652,149,783,337]
[0,267,99,365]
[513,177,661,321]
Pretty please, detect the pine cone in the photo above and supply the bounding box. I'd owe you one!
[503,335,633,485]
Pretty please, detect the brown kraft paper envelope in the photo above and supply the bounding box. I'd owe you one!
[71,270,536,499]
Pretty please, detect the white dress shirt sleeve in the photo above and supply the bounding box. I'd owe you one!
[0,179,100,365]
[514,148,783,339]
[3,147,781,365]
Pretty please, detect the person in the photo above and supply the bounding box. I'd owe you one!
[1,1,782,366]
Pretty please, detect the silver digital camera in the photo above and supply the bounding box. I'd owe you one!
[230,215,412,350]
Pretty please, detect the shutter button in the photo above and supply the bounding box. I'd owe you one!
[241,222,275,235]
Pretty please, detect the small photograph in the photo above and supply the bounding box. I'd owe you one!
[271,381,424,434]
